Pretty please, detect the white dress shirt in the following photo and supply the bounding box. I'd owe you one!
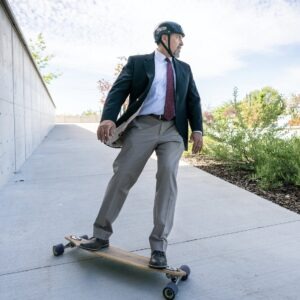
[138,50,202,135]
[138,50,175,116]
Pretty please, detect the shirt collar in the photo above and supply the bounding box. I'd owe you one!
[155,49,173,62]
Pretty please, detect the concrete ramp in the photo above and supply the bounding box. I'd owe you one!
[0,123,299,300]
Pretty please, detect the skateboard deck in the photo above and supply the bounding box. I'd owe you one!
[53,235,190,299]
[65,235,185,277]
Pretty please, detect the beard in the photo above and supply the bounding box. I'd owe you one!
[173,47,181,58]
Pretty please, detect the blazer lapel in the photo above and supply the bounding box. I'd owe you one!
[139,52,155,100]
[173,59,184,104]
[144,52,155,80]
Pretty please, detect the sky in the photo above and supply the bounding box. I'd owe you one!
[7,0,300,114]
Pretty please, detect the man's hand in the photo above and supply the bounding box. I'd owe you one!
[97,120,116,143]
[189,132,203,154]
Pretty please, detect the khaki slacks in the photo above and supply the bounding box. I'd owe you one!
[93,115,184,251]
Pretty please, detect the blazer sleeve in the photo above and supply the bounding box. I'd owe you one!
[186,67,203,133]
[101,56,134,122]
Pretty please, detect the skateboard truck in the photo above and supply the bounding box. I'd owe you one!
[53,235,88,256]
[163,266,190,299]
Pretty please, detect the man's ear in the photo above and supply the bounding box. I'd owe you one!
[161,34,168,44]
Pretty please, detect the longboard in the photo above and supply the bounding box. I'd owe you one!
[53,235,191,299]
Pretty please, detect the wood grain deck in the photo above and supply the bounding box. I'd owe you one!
[65,235,186,277]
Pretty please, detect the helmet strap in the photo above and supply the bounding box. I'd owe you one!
[160,34,174,57]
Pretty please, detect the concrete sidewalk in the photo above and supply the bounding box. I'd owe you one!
[1,123,299,300]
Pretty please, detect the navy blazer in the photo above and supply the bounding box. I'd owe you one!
[101,52,203,149]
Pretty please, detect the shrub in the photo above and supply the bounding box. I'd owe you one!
[199,86,300,189]
[252,135,300,188]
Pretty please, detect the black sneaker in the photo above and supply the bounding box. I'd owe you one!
[79,237,109,251]
[149,250,167,269]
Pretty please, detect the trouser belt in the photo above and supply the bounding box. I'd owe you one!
[147,114,175,121]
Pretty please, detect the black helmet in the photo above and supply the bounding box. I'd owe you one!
[154,21,185,44]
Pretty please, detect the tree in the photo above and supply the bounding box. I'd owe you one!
[240,86,286,128]
[97,78,112,115]
[29,33,61,84]
[97,56,128,115]
[114,56,127,76]
[202,87,300,189]
[287,94,300,126]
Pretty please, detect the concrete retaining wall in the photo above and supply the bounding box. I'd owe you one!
[0,1,56,188]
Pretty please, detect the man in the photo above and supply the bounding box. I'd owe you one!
[80,21,203,269]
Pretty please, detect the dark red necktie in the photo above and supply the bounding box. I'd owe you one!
[164,58,175,121]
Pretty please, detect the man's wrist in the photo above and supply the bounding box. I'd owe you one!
[193,130,202,135]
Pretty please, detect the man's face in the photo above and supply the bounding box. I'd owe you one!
[161,33,184,58]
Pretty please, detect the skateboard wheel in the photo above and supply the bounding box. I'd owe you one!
[163,282,178,300]
[53,244,64,256]
[80,235,89,240]
[180,265,190,281]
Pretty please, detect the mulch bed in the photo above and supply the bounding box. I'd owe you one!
[183,155,300,214]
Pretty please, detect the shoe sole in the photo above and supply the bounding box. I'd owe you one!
[79,244,109,251]
[148,263,168,269]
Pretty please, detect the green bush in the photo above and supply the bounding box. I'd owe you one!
[198,86,300,189]
[253,135,300,188]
